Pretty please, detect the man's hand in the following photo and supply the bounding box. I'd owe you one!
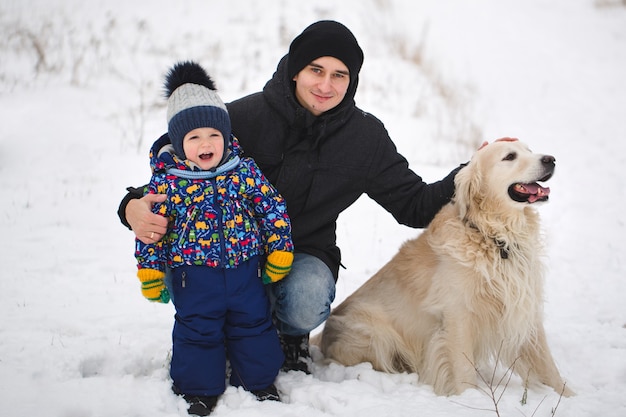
[478,137,519,150]
[127,194,168,244]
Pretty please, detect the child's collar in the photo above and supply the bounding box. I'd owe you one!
[166,154,241,180]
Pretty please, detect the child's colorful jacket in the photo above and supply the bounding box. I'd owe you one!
[135,134,293,272]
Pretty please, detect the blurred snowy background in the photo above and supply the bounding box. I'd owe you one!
[1,0,625,416]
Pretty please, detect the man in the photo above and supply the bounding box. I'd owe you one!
[119,20,463,373]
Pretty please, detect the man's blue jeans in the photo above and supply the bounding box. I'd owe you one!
[266,253,336,336]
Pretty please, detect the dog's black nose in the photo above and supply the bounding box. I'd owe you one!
[542,155,555,166]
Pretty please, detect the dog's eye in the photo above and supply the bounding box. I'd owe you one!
[503,152,517,161]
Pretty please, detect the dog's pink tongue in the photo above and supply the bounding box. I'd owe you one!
[522,183,551,203]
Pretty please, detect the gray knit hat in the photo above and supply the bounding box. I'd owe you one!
[164,61,231,160]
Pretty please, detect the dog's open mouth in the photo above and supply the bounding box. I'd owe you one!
[509,183,550,203]
[508,177,551,203]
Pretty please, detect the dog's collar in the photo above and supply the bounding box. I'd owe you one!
[466,220,509,260]
[494,239,509,259]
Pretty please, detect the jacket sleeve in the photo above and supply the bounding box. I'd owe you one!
[135,238,167,272]
[134,175,170,271]
[118,185,147,229]
[365,131,463,228]
[241,158,294,254]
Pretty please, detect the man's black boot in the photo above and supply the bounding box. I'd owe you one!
[279,333,311,373]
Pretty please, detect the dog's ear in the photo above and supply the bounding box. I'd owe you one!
[454,159,481,221]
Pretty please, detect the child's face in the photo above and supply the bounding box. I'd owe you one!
[182,127,225,170]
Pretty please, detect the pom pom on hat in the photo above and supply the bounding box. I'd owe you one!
[164,61,231,159]
[287,20,364,83]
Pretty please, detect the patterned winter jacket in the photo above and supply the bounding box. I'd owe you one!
[135,134,293,272]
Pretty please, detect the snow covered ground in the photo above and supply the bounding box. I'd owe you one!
[1,0,625,416]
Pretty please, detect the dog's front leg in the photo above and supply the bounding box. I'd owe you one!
[445,314,478,395]
[518,324,575,397]
[423,314,477,395]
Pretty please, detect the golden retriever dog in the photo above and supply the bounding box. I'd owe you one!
[316,139,573,397]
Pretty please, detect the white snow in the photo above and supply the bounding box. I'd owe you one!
[1,0,625,416]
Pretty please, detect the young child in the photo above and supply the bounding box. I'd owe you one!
[134,61,293,416]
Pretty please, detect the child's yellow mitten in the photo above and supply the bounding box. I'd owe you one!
[262,251,294,284]
[137,268,170,303]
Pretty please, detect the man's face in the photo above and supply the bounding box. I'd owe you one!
[292,56,350,116]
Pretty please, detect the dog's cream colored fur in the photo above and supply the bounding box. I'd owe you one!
[316,140,573,397]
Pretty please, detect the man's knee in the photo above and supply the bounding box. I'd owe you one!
[271,253,336,334]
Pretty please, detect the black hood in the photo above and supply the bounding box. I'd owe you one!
[265,55,358,115]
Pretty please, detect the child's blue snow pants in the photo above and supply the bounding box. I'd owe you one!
[169,257,284,396]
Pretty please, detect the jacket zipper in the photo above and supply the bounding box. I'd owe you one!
[212,177,228,267]
[178,206,198,247]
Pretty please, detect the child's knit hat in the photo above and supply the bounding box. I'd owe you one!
[164,61,231,160]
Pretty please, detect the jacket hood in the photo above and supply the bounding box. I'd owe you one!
[148,132,242,174]
[263,55,357,125]
[262,55,358,149]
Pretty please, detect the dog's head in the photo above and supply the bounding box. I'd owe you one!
[454,139,555,219]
